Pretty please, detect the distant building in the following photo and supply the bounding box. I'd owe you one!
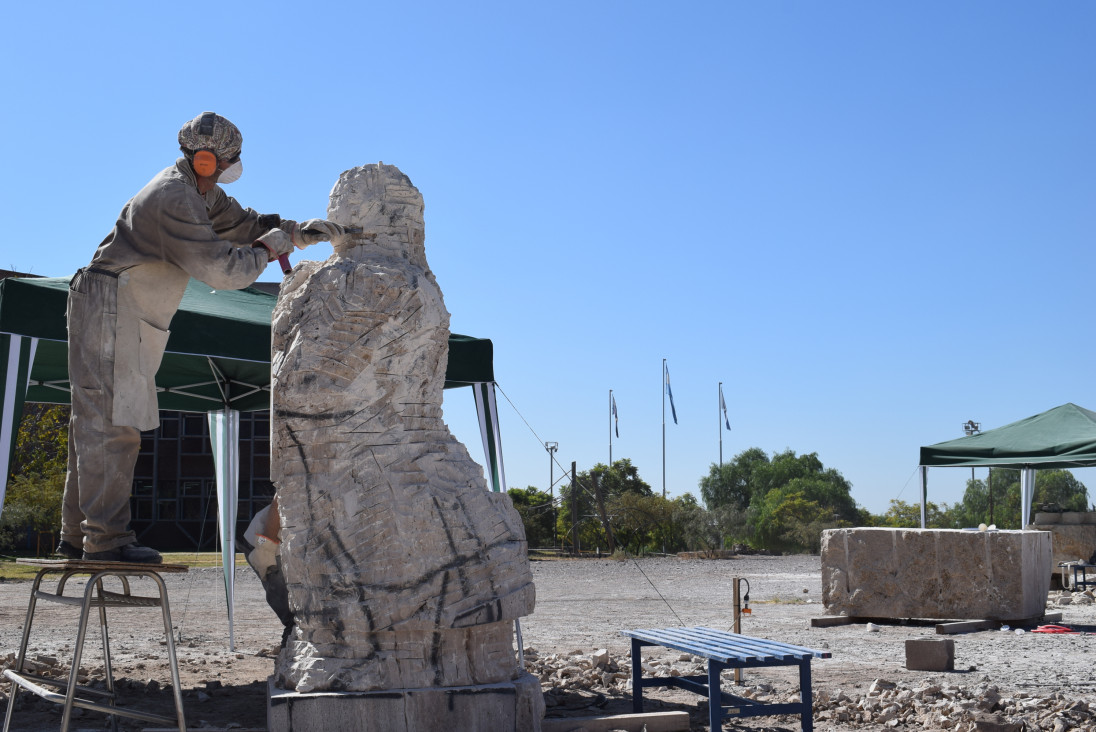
[132,410,273,550]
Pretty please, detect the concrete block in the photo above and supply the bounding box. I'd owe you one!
[905,638,954,671]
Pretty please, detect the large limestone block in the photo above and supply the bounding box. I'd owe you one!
[270,164,536,699]
[821,528,1052,621]
[1025,520,1096,567]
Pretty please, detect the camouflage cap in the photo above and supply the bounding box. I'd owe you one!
[178,112,242,160]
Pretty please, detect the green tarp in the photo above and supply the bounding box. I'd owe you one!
[1,273,506,646]
[0,275,494,412]
[919,403,1096,470]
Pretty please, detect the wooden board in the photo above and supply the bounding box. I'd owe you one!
[810,615,854,627]
[542,711,690,732]
[16,558,188,573]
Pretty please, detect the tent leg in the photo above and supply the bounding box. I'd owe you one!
[1021,468,1035,530]
[918,466,928,529]
[0,335,38,518]
[208,408,240,651]
[473,383,507,493]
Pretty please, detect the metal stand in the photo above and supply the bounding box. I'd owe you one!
[2,559,189,732]
[732,577,750,685]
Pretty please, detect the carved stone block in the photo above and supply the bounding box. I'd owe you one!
[268,164,538,732]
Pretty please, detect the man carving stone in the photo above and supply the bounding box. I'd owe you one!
[266,164,540,729]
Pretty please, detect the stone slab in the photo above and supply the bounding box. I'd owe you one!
[905,638,954,671]
[821,528,1052,621]
[267,673,544,732]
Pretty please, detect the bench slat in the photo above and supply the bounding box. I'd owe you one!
[627,627,790,662]
[622,627,830,663]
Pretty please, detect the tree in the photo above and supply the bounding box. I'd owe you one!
[1,404,70,553]
[558,459,653,553]
[1033,470,1089,512]
[676,500,751,553]
[748,453,859,548]
[607,492,678,554]
[949,468,1090,529]
[878,498,955,528]
[10,404,69,478]
[506,486,556,549]
[699,447,768,511]
[751,451,859,522]
[699,448,861,552]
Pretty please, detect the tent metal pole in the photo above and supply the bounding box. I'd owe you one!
[918,466,927,529]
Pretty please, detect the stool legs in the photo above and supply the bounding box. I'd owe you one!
[4,568,186,732]
[149,571,187,732]
[2,571,47,732]
[61,574,109,732]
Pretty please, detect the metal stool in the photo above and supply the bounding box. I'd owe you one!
[2,559,189,732]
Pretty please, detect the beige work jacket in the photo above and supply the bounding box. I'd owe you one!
[85,158,274,429]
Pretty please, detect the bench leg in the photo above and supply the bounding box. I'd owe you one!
[630,638,643,714]
[799,660,814,732]
[708,662,723,732]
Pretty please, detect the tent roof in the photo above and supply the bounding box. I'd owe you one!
[0,275,494,412]
[919,403,1096,469]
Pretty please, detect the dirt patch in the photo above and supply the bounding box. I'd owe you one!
[0,555,1092,730]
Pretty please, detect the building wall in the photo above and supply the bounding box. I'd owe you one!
[130,410,275,550]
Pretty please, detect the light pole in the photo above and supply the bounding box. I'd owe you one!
[545,441,558,549]
[963,420,980,484]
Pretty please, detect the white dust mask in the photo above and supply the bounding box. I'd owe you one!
[218,160,243,184]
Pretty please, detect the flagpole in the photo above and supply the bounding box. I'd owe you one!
[609,389,613,466]
[661,359,666,499]
[718,382,723,467]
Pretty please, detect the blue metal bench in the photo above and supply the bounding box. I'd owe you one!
[621,626,830,732]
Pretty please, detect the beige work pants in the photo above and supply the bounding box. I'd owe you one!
[60,269,142,553]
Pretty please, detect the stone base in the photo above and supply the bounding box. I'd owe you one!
[267,672,545,732]
[821,528,1052,621]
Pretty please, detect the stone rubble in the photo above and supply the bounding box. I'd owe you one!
[1047,588,1096,606]
[522,647,1096,731]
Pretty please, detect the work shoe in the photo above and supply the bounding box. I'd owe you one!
[83,542,162,564]
[54,540,83,560]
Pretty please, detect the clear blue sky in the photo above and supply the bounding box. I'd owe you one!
[3,2,1093,515]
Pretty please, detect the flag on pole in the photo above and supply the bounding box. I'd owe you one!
[719,384,731,430]
[664,362,678,424]
[611,393,619,437]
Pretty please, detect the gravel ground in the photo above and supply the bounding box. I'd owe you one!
[1,554,1093,730]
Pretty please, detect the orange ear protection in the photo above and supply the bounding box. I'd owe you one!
[191,112,218,177]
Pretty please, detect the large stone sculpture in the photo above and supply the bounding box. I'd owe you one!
[268,164,541,730]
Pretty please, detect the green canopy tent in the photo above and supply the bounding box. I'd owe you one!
[0,274,508,648]
[918,403,1096,529]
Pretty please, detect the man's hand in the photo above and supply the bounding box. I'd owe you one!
[294,219,348,248]
[252,229,295,262]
